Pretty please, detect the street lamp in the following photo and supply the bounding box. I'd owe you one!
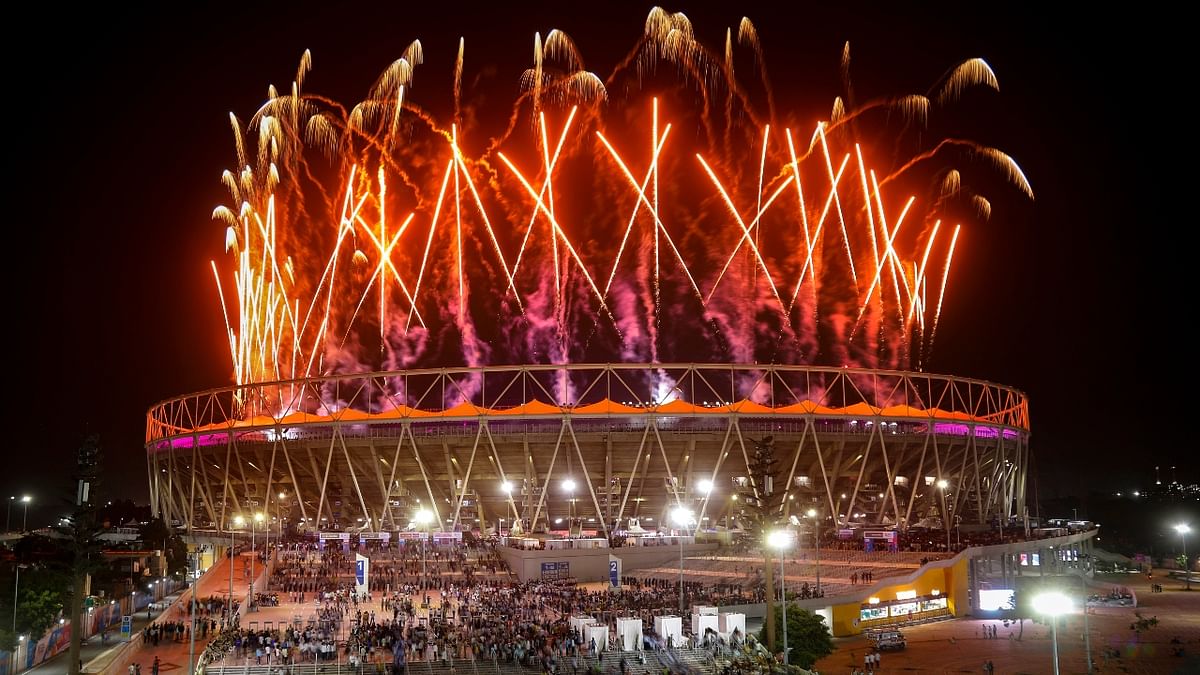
[12,563,28,635]
[1176,524,1191,591]
[415,509,433,591]
[20,496,31,532]
[563,479,576,534]
[672,506,695,613]
[936,480,951,551]
[1032,591,1072,675]
[767,530,792,665]
[188,550,198,675]
[248,512,264,610]
[806,508,820,594]
[231,515,243,623]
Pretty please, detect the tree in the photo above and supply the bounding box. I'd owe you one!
[0,565,69,651]
[61,435,107,675]
[756,605,834,670]
[735,435,785,652]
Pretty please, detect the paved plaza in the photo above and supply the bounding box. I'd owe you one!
[42,545,1197,675]
[814,570,1200,674]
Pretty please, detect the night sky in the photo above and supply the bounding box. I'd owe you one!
[9,2,1187,528]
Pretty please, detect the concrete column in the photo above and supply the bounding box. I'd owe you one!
[970,556,981,612]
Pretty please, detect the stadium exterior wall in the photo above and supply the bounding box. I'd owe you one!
[145,363,1030,538]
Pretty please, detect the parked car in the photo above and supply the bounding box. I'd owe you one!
[871,630,907,651]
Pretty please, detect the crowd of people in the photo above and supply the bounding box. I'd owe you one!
[141,595,233,646]
[618,577,764,607]
[199,541,773,673]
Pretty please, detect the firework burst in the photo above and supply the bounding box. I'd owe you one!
[210,7,1031,394]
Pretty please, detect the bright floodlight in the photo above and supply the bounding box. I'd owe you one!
[1176,523,1191,534]
[21,495,31,503]
[936,479,949,489]
[254,512,265,523]
[278,492,286,499]
[697,479,714,495]
[671,506,694,527]
[234,515,246,527]
[501,481,513,494]
[562,478,576,492]
[1032,591,1072,617]
[414,509,433,526]
[767,530,792,550]
[806,508,817,518]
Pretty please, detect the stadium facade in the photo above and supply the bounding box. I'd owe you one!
[146,363,1029,538]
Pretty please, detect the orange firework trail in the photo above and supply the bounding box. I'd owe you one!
[207,7,1031,397]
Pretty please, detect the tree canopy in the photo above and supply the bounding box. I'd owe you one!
[756,605,835,669]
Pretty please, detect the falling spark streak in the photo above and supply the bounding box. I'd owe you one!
[695,154,786,310]
[344,209,421,347]
[497,152,615,322]
[653,98,660,327]
[211,260,237,381]
[890,197,917,306]
[541,111,561,317]
[511,107,578,282]
[929,225,962,353]
[754,125,770,288]
[852,188,912,333]
[378,167,388,342]
[907,220,942,326]
[784,129,815,310]
[595,129,704,304]
[817,125,857,285]
[452,125,524,314]
[872,172,916,318]
[855,144,880,297]
[452,125,465,320]
[301,178,370,380]
[406,159,455,333]
[707,172,795,304]
[298,175,365,346]
[788,154,850,314]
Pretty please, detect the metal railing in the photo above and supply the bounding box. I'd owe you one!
[148,363,1028,445]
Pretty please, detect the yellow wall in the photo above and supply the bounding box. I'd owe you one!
[827,559,968,637]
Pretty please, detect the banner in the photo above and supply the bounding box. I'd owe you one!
[608,556,621,588]
[355,553,370,596]
[87,602,122,636]
[28,622,71,668]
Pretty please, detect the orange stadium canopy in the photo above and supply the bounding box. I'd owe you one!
[171,396,1016,437]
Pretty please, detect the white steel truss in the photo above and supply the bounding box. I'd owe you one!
[146,363,1029,535]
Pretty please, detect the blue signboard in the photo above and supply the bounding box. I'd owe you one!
[356,559,366,585]
[540,561,569,580]
[609,560,619,587]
